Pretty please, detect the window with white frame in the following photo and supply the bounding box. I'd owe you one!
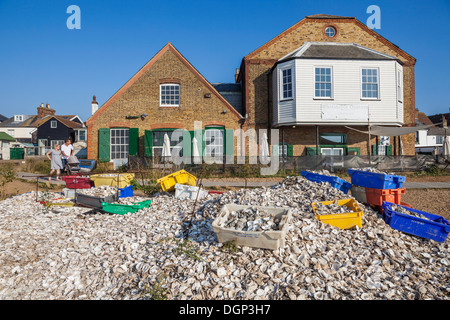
[51,120,57,128]
[151,130,182,160]
[361,68,379,99]
[160,84,180,107]
[204,128,224,160]
[7,129,14,137]
[397,70,403,102]
[281,68,293,100]
[110,128,129,160]
[14,115,23,122]
[314,67,332,98]
[51,140,64,149]
[75,129,87,141]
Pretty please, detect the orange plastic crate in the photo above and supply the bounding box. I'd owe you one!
[365,188,405,207]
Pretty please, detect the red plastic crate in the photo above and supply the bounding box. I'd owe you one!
[62,176,94,189]
[365,188,405,207]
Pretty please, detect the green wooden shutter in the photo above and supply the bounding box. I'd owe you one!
[306,147,317,156]
[287,144,293,157]
[386,145,393,156]
[182,130,192,158]
[144,130,153,157]
[129,128,139,156]
[98,128,110,162]
[195,129,204,156]
[372,144,377,156]
[225,129,234,162]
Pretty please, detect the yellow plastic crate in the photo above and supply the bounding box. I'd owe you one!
[156,170,197,192]
[90,173,135,189]
[311,199,363,230]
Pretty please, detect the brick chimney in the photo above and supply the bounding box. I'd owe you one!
[37,103,56,119]
[443,115,448,128]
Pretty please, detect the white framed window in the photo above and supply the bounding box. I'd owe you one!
[321,147,344,156]
[281,68,293,100]
[51,140,64,149]
[361,68,379,99]
[160,84,180,107]
[397,70,403,102]
[110,128,129,160]
[14,115,23,122]
[314,67,333,99]
[75,129,87,141]
[204,127,224,162]
[7,129,15,137]
[51,120,57,128]
[151,130,182,160]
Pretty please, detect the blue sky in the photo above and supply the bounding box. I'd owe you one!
[0,0,449,121]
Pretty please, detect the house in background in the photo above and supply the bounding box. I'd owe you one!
[0,103,85,156]
[415,110,448,155]
[0,132,16,160]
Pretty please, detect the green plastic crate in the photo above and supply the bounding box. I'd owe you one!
[101,200,152,215]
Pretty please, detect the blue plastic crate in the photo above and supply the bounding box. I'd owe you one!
[119,185,133,198]
[301,171,352,194]
[347,169,405,189]
[382,202,450,243]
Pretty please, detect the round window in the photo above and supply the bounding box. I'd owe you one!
[325,26,336,38]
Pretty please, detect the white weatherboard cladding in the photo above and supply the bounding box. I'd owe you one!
[321,104,369,120]
[273,58,404,126]
[275,60,296,124]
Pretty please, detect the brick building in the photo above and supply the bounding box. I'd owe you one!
[86,43,243,167]
[87,14,416,163]
[238,14,416,157]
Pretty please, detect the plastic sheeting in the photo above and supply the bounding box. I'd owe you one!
[345,123,440,136]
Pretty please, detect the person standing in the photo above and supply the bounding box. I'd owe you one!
[46,144,63,181]
[61,138,74,173]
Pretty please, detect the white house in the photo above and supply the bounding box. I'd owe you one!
[272,42,404,128]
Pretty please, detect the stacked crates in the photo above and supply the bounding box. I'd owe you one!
[348,169,407,213]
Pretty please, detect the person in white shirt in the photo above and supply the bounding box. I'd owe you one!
[61,138,74,173]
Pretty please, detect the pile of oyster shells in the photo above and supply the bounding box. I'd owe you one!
[389,204,432,221]
[76,185,118,197]
[314,200,356,216]
[0,174,448,300]
[223,207,281,231]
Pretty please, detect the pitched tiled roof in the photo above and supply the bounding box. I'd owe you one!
[35,115,82,128]
[279,42,400,63]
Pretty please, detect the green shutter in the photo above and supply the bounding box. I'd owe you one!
[225,129,234,162]
[182,130,193,158]
[144,130,153,157]
[372,144,377,156]
[287,144,293,157]
[386,145,393,156]
[195,129,205,156]
[306,147,317,156]
[98,128,110,162]
[129,128,139,156]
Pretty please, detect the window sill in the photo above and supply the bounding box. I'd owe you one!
[280,98,294,102]
[159,105,180,108]
[361,98,381,101]
[313,97,334,100]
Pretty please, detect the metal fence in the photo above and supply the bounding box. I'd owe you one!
[129,154,449,174]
